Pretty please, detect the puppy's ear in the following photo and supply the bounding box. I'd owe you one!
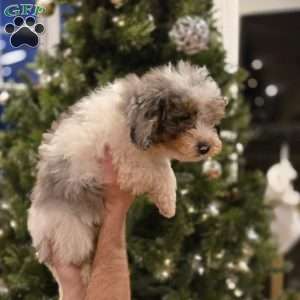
[128,92,198,150]
[128,93,167,150]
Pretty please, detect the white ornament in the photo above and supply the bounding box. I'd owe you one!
[202,159,222,179]
[265,144,300,254]
[169,16,210,55]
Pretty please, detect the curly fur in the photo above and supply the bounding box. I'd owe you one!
[27,61,226,285]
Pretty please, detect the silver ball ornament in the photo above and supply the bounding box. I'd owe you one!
[169,16,210,55]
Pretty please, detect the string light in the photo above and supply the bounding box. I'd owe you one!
[234,289,243,297]
[197,266,205,275]
[251,59,263,70]
[161,270,170,279]
[180,189,189,196]
[207,202,220,216]
[164,258,171,266]
[227,262,235,269]
[0,229,4,237]
[237,260,250,272]
[220,130,237,142]
[202,213,208,221]
[248,78,258,88]
[1,202,10,210]
[236,143,244,154]
[226,278,237,290]
[247,228,259,241]
[194,254,202,261]
[229,83,238,98]
[10,220,17,229]
[216,250,225,259]
[187,205,196,214]
[254,96,264,107]
[265,84,278,97]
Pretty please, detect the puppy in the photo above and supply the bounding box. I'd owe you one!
[28,61,226,281]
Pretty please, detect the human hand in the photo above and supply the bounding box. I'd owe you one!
[49,248,86,300]
[101,146,135,214]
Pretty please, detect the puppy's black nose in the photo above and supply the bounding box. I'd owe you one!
[197,143,210,155]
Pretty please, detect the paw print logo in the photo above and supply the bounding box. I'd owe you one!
[4,16,45,48]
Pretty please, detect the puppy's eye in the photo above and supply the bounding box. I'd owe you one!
[214,125,221,135]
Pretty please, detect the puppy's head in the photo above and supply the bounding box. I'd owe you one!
[124,61,226,161]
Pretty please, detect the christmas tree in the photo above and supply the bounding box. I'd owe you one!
[0,0,274,299]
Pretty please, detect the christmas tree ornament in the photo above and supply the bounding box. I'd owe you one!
[36,0,56,16]
[202,159,222,179]
[169,16,210,55]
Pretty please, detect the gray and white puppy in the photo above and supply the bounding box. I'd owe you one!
[28,61,226,283]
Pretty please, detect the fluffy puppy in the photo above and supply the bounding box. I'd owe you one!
[28,61,226,277]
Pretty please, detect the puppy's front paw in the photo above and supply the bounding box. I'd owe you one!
[157,200,176,218]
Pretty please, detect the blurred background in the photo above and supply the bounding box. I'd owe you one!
[240,1,300,296]
[0,0,300,299]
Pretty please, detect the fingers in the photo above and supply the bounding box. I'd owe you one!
[102,145,118,186]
